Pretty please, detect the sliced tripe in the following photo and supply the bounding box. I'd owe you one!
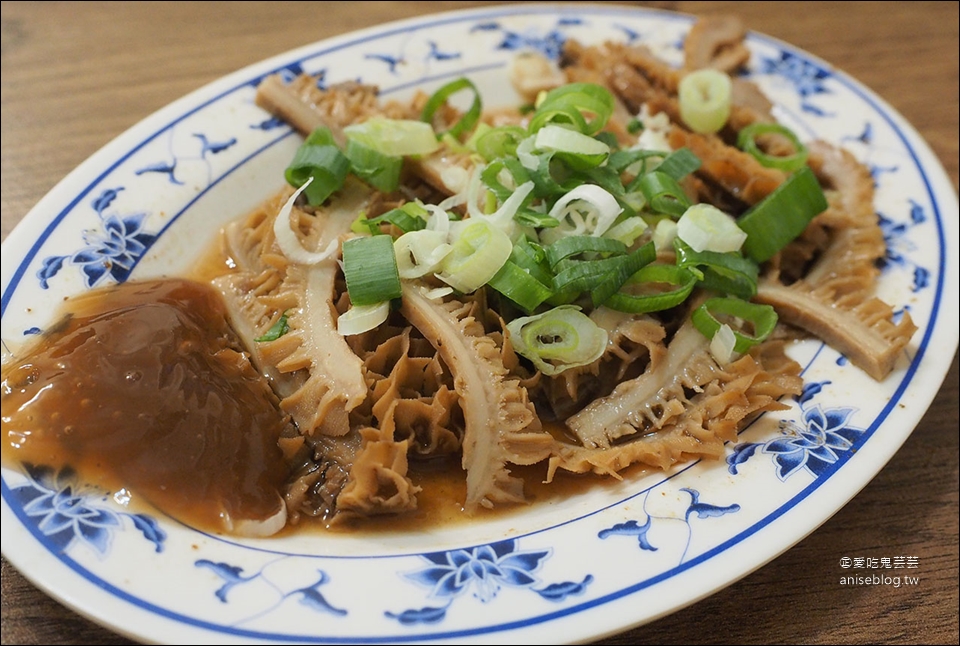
[400,282,556,511]
[213,177,372,436]
[550,331,802,478]
[256,72,476,197]
[757,141,917,381]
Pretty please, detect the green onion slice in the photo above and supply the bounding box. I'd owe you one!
[420,77,483,140]
[534,125,610,169]
[394,229,452,279]
[532,82,615,135]
[634,171,691,217]
[603,216,649,246]
[255,311,290,342]
[544,235,628,268]
[487,260,554,313]
[737,122,809,172]
[691,296,778,354]
[552,242,655,307]
[342,235,402,306]
[344,138,402,193]
[506,305,609,375]
[284,126,351,205]
[605,264,698,313]
[360,203,429,236]
[737,165,828,263]
[344,117,441,157]
[655,147,702,181]
[273,177,341,265]
[542,184,623,242]
[676,203,747,253]
[678,69,732,134]
[337,301,391,336]
[674,239,759,300]
[436,219,513,293]
[475,124,527,161]
[526,104,589,136]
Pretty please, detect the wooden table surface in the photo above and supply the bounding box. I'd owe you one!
[2,2,957,644]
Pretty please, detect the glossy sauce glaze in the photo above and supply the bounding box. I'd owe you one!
[0,274,632,537]
[0,278,293,534]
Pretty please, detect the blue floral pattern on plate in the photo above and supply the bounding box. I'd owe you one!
[0,5,952,644]
[7,464,166,555]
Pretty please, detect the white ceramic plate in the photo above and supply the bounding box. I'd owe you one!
[2,4,958,644]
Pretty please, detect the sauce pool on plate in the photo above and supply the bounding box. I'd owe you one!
[0,278,293,535]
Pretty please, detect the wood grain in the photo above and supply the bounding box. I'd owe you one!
[2,2,957,644]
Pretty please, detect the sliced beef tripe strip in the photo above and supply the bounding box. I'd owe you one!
[214,177,373,437]
[550,318,803,479]
[756,141,917,381]
[256,72,476,197]
[400,281,557,512]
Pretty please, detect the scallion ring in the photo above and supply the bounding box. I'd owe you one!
[532,82,615,135]
[506,305,608,375]
[436,219,513,293]
[605,264,698,314]
[691,296,778,354]
[737,122,809,172]
[678,69,732,134]
[634,171,691,218]
[420,77,483,140]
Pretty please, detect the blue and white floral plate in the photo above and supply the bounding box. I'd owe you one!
[2,4,958,644]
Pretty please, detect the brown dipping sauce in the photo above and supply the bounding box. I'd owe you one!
[0,278,293,534]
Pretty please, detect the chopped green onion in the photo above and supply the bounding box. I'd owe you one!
[737,122,809,172]
[552,242,655,307]
[674,239,759,300]
[543,184,623,242]
[737,166,828,263]
[394,229,452,279]
[534,125,610,169]
[652,218,678,252]
[532,82,615,135]
[509,236,554,286]
[709,323,739,364]
[420,77,482,140]
[602,216,649,246]
[273,177,341,265]
[284,126,350,205]
[607,148,667,175]
[361,203,428,235]
[487,260,554,313]
[342,235,402,306]
[344,117,440,157]
[475,125,527,161]
[344,138,402,192]
[255,312,290,342]
[678,69,732,134]
[436,219,513,293]
[506,305,608,375]
[676,203,747,253]
[654,147,702,181]
[626,118,643,134]
[527,104,589,137]
[544,235,628,268]
[691,296,778,353]
[634,171,692,217]
[337,301,391,336]
[605,264,698,313]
